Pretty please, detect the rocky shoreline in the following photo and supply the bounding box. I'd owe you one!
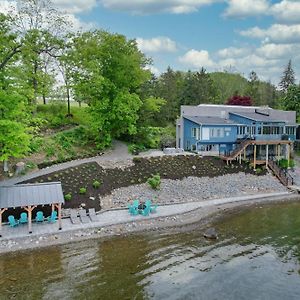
[0,193,299,255]
[101,172,287,209]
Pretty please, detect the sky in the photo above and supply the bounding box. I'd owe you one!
[1,0,300,86]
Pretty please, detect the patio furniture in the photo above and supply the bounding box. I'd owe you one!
[88,208,98,222]
[79,209,89,223]
[47,211,57,223]
[8,215,19,227]
[19,212,28,224]
[145,199,158,213]
[70,210,80,224]
[35,211,44,222]
[141,205,150,216]
[128,199,139,216]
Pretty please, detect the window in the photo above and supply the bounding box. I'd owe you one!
[191,128,197,138]
[210,128,224,138]
[286,127,295,135]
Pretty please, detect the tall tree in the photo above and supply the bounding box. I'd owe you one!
[246,71,260,105]
[180,68,219,106]
[279,59,295,93]
[282,85,300,117]
[70,30,150,148]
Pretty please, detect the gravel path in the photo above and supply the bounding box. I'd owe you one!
[0,141,169,186]
[101,172,288,209]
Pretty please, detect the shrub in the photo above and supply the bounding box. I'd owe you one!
[255,168,262,174]
[147,174,161,190]
[79,187,87,194]
[64,193,72,201]
[128,144,146,155]
[278,159,294,169]
[93,180,101,189]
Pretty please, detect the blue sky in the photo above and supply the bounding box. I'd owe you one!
[2,0,300,85]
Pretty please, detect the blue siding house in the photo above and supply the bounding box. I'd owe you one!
[176,104,298,157]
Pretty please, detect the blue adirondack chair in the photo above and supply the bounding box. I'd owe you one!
[145,199,158,213]
[36,211,44,222]
[19,212,28,224]
[128,199,139,216]
[47,211,57,223]
[150,204,158,213]
[141,205,150,216]
[8,215,19,227]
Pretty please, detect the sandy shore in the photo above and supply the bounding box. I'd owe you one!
[0,193,299,255]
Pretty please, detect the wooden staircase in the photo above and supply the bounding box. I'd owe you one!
[222,139,252,161]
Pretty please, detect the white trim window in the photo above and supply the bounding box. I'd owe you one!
[191,128,197,138]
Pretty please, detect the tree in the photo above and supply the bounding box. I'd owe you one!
[279,60,295,93]
[180,68,219,106]
[0,89,30,171]
[246,71,260,105]
[226,95,253,106]
[70,30,150,148]
[7,0,68,104]
[282,85,300,117]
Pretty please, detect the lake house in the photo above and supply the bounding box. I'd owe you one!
[176,104,298,167]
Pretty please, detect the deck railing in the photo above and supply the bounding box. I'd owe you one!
[268,157,294,186]
[224,137,252,160]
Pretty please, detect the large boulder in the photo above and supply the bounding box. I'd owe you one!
[203,227,218,239]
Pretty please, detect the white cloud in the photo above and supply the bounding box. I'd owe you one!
[136,37,177,53]
[217,47,251,58]
[100,0,220,15]
[224,0,270,18]
[145,65,160,76]
[52,0,98,14]
[179,49,215,68]
[271,0,300,24]
[256,43,298,59]
[240,24,300,44]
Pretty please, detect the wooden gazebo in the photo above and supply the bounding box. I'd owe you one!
[0,182,64,236]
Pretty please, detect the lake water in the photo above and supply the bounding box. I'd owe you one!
[1,201,300,300]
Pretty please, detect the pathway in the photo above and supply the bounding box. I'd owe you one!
[0,141,165,186]
[0,191,293,240]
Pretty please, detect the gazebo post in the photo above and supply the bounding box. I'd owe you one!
[57,203,62,230]
[0,208,7,237]
[25,206,36,234]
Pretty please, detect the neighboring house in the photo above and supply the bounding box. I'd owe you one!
[176,104,299,159]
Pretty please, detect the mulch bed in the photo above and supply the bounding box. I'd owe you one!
[18,155,264,211]
[2,155,266,221]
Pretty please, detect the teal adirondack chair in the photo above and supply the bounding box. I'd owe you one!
[8,215,19,227]
[141,205,150,216]
[150,204,158,213]
[128,199,139,216]
[47,211,57,223]
[145,199,158,213]
[36,211,44,222]
[19,212,28,224]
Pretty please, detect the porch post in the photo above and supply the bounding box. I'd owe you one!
[243,148,246,160]
[287,143,290,167]
[0,208,7,237]
[266,144,269,167]
[239,153,242,164]
[254,144,257,169]
[278,144,281,159]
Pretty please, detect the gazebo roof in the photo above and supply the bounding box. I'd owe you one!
[0,182,65,209]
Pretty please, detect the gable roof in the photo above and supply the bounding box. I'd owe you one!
[0,182,64,209]
[184,116,237,125]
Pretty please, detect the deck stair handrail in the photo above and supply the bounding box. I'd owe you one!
[268,157,294,186]
[223,137,252,160]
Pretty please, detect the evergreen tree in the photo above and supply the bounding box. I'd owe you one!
[279,60,295,92]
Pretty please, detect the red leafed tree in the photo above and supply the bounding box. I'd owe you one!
[226,95,253,106]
